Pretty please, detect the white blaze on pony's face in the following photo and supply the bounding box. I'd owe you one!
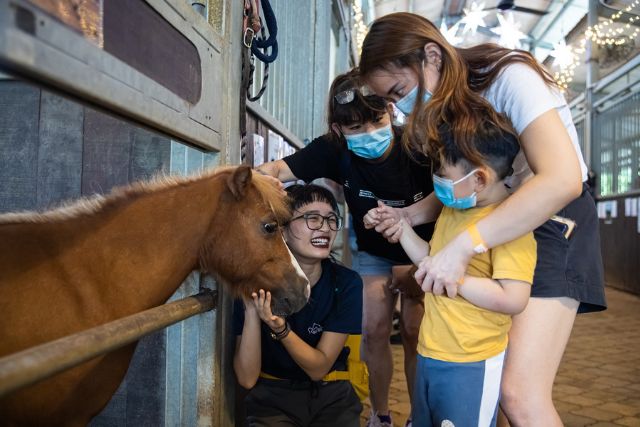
[205,166,309,316]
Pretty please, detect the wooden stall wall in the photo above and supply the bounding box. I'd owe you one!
[598,196,640,296]
[0,79,221,426]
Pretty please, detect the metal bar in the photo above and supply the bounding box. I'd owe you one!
[593,80,640,110]
[592,52,640,91]
[0,292,216,398]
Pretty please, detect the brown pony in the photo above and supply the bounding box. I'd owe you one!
[0,165,309,427]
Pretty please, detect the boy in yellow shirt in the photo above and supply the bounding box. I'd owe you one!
[392,124,536,427]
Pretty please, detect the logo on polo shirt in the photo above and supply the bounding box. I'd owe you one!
[308,323,323,334]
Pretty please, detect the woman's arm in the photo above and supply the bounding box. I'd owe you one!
[364,194,442,243]
[251,290,349,381]
[256,159,298,182]
[280,331,349,381]
[457,277,531,315]
[416,109,583,296]
[233,302,262,389]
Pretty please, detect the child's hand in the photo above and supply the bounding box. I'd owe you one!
[250,289,286,331]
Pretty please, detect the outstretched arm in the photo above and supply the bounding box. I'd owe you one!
[256,159,298,182]
[457,277,531,315]
[363,195,442,243]
[396,219,430,266]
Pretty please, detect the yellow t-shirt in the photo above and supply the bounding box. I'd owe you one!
[417,204,537,363]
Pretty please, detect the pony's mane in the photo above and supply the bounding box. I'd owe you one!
[251,173,291,224]
[0,166,244,225]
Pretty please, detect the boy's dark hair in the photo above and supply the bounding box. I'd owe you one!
[438,121,520,180]
[285,184,340,214]
[327,69,387,129]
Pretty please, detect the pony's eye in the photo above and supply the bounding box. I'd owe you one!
[263,222,279,234]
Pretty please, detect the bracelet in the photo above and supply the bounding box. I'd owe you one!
[270,322,291,341]
[467,223,489,254]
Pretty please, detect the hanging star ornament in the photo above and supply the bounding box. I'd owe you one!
[440,21,463,45]
[461,1,488,35]
[549,40,576,70]
[491,12,527,49]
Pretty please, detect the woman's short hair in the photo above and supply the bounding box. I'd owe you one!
[285,184,339,214]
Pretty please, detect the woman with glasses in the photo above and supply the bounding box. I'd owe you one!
[233,184,363,427]
[257,69,439,427]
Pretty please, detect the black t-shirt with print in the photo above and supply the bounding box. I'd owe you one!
[283,129,435,263]
[233,259,363,381]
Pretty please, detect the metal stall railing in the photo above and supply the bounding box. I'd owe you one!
[0,293,216,398]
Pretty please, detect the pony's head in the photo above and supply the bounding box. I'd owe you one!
[202,166,310,316]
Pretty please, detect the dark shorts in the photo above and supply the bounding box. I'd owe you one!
[244,378,362,427]
[532,184,606,313]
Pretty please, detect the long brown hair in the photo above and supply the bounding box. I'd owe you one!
[359,12,554,165]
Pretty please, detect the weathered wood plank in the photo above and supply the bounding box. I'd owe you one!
[130,127,171,181]
[0,81,40,213]
[82,109,132,195]
[36,90,83,209]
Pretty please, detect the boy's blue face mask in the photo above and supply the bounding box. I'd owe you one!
[394,85,432,116]
[344,124,393,159]
[433,169,479,210]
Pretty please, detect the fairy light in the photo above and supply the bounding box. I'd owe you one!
[353,2,368,54]
[585,0,639,46]
[553,1,638,91]
[491,12,527,49]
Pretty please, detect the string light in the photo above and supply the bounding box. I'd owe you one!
[353,2,368,54]
[585,0,639,46]
[551,0,638,91]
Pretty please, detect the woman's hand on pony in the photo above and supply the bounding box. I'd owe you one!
[250,289,286,331]
[363,201,410,243]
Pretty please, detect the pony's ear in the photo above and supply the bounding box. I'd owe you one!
[227,165,252,200]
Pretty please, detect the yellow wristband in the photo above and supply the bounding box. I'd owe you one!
[467,223,488,254]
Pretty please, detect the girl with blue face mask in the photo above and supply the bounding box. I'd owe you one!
[256,69,441,427]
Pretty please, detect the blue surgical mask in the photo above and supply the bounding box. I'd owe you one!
[395,85,432,116]
[433,169,479,209]
[344,124,393,159]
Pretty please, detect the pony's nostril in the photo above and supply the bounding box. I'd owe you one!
[283,297,291,310]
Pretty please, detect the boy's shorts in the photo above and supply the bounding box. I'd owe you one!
[412,351,505,427]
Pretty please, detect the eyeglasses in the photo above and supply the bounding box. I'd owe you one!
[334,85,376,105]
[289,213,343,231]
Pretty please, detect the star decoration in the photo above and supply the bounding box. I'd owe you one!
[461,2,489,35]
[440,21,463,45]
[491,12,527,49]
[549,40,576,69]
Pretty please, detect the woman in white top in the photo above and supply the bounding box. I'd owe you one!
[358,12,606,426]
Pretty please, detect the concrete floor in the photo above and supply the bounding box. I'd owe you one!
[361,287,640,426]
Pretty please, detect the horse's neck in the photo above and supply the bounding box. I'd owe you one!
[2,174,224,314]
[89,175,224,310]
